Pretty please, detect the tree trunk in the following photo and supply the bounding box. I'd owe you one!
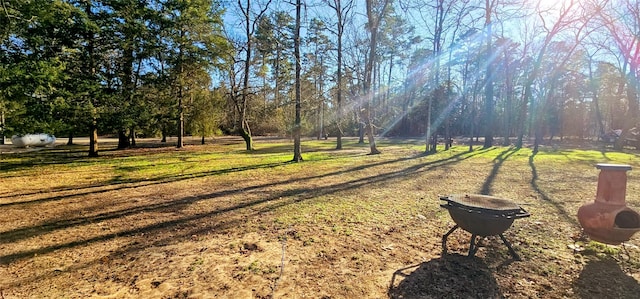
[88,107,99,157]
[178,91,184,148]
[239,0,255,151]
[0,109,5,145]
[426,97,434,153]
[292,0,303,162]
[589,56,605,138]
[239,122,253,151]
[67,131,74,146]
[129,127,136,147]
[332,0,346,150]
[483,0,494,148]
[89,123,99,157]
[502,46,513,146]
[358,124,365,143]
[362,0,388,155]
[118,130,130,149]
[177,30,185,149]
[85,1,98,157]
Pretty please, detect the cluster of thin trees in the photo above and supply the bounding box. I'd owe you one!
[1,0,639,157]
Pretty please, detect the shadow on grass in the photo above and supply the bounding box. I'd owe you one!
[0,142,455,206]
[0,137,244,175]
[574,258,640,298]
[0,141,368,200]
[528,151,580,227]
[0,146,120,173]
[480,147,521,195]
[0,160,293,205]
[388,254,502,298]
[0,146,480,267]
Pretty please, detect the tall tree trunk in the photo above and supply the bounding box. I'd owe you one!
[336,25,343,148]
[502,45,513,146]
[238,0,258,151]
[331,0,348,149]
[0,109,4,145]
[382,53,395,114]
[426,97,434,153]
[85,1,99,157]
[426,0,445,154]
[177,30,185,149]
[129,127,136,147]
[483,0,494,148]
[274,48,281,107]
[89,117,99,157]
[292,0,303,162]
[362,0,388,155]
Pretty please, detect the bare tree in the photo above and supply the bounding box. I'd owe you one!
[594,0,640,149]
[363,0,391,155]
[516,0,585,149]
[232,0,273,151]
[325,0,354,150]
[292,0,303,162]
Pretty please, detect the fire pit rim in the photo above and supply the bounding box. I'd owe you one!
[440,194,530,219]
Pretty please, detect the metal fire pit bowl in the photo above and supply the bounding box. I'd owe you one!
[440,194,530,260]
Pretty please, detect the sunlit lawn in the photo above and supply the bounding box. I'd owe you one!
[1,137,640,298]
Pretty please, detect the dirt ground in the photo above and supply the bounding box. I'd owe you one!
[1,138,640,298]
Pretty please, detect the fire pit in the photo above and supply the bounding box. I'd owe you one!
[440,194,530,260]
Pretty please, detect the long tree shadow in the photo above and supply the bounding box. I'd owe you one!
[0,146,481,265]
[480,147,520,195]
[529,152,580,227]
[574,258,640,298]
[388,254,502,298]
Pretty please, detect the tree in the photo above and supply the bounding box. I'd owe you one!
[325,0,354,150]
[292,0,302,162]
[482,0,495,148]
[157,0,228,148]
[231,0,273,151]
[190,85,225,144]
[594,0,640,149]
[1,0,96,152]
[79,0,102,157]
[362,0,391,155]
[516,0,584,149]
[98,0,153,149]
[306,18,332,140]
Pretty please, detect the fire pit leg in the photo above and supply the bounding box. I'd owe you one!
[498,234,521,261]
[468,234,479,257]
[442,225,459,254]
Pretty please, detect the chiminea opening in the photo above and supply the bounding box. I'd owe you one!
[615,210,640,229]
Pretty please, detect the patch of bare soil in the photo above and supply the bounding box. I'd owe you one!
[1,142,640,298]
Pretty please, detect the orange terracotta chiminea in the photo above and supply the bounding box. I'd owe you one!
[577,164,640,244]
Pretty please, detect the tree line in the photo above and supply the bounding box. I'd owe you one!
[1,0,639,157]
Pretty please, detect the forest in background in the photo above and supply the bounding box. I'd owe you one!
[2,0,640,156]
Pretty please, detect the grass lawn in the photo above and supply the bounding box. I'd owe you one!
[1,137,640,298]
